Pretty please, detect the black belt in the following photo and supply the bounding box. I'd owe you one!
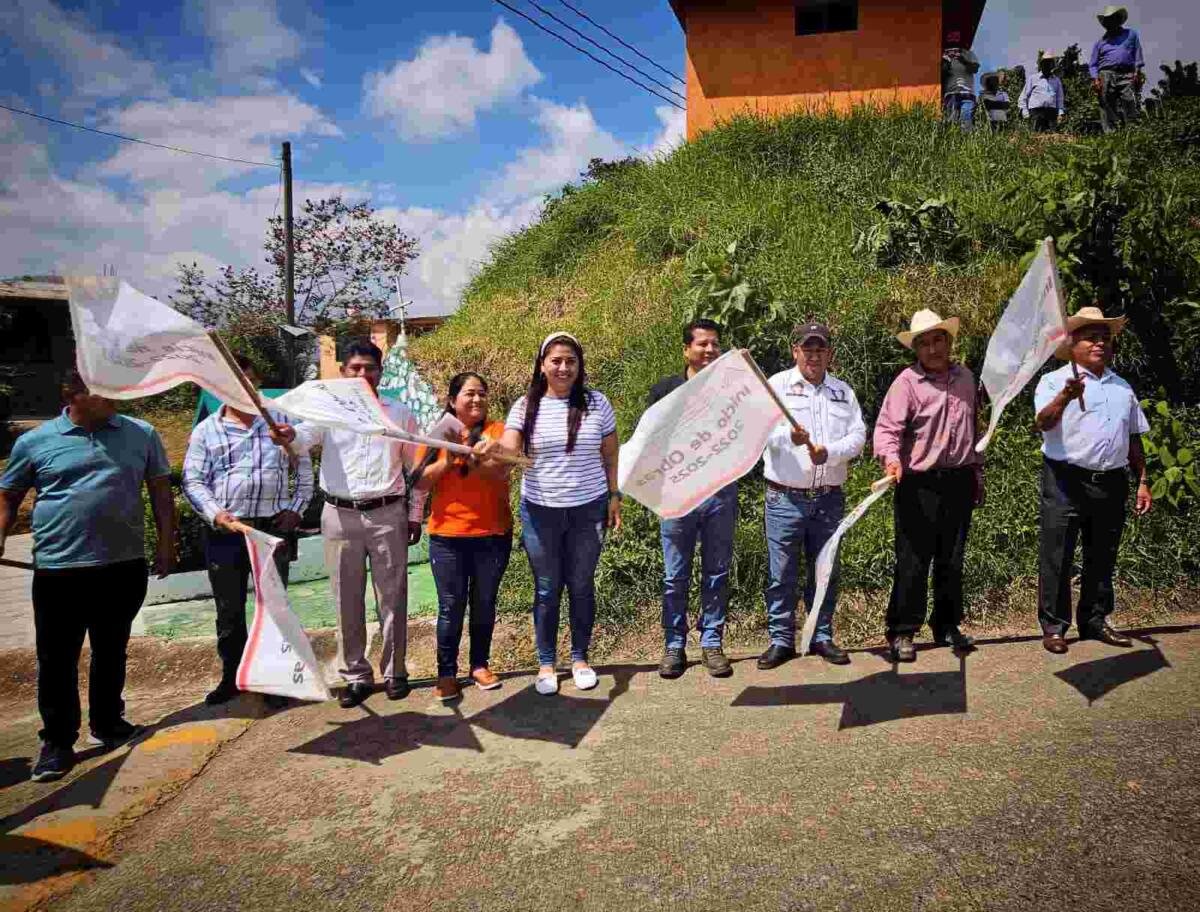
[1046,458,1126,484]
[324,493,405,512]
[1100,65,1136,74]
[766,479,841,497]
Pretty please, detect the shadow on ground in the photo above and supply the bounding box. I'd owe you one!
[1054,636,1171,704]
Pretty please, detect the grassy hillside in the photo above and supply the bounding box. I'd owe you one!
[413,104,1200,640]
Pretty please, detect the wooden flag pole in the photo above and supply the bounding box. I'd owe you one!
[207,331,300,458]
[1046,238,1085,412]
[378,428,532,469]
[740,349,821,464]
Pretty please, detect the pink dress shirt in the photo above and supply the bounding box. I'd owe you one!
[873,364,983,473]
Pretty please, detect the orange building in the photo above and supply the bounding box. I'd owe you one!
[670,1,987,137]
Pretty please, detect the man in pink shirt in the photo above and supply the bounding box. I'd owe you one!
[873,310,984,662]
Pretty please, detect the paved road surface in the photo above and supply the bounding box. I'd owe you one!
[1,624,1189,912]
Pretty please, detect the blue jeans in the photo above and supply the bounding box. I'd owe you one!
[429,534,512,677]
[943,93,974,131]
[764,487,845,647]
[660,483,737,650]
[520,496,608,666]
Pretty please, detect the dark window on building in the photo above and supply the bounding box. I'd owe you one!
[795,0,858,36]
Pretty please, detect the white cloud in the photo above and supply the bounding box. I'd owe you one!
[92,95,341,191]
[196,0,304,82]
[300,68,323,88]
[975,0,1198,79]
[488,98,625,204]
[0,0,163,103]
[648,104,687,157]
[363,19,541,142]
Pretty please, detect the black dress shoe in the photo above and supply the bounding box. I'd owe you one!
[931,626,975,651]
[756,644,796,670]
[205,681,241,706]
[385,678,410,700]
[890,635,916,663]
[1085,624,1133,647]
[339,682,371,708]
[659,648,687,679]
[811,640,850,665]
[701,647,733,677]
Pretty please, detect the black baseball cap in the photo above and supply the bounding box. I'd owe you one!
[791,322,831,346]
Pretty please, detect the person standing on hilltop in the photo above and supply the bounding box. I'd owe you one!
[874,311,984,663]
[1033,307,1152,655]
[1020,52,1066,133]
[271,339,427,709]
[1090,5,1145,132]
[495,333,621,696]
[758,322,866,671]
[942,32,980,131]
[0,370,174,782]
[182,354,313,706]
[645,319,737,680]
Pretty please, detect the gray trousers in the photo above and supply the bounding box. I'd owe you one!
[322,499,409,684]
[1098,70,1139,133]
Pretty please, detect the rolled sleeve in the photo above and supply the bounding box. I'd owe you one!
[181,430,222,525]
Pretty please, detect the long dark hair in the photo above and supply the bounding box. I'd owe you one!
[521,335,590,457]
[411,371,489,485]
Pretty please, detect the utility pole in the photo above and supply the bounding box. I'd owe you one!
[282,140,296,386]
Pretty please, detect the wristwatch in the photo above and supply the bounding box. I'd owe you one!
[608,490,623,501]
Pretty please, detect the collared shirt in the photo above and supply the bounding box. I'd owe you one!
[0,410,170,569]
[647,371,689,408]
[1089,28,1144,77]
[1020,75,1065,114]
[873,364,982,473]
[1034,363,1149,470]
[293,395,427,523]
[182,407,313,526]
[763,369,866,488]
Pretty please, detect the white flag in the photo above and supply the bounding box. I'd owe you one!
[799,478,895,656]
[273,377,398,435]
[618,349,785,519]
[66,276,260,413]
[976,239,1069,452]
[236,528,329,702]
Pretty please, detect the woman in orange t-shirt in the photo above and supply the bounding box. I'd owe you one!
[414,372,513,702]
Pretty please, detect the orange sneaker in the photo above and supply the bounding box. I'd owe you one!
[434,676,461,702]
[470,667,501,690]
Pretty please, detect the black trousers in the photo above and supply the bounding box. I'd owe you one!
[32,559,148,748]
[1029,107,1058,132]
[1038,458,1128,636]
[203,522,294,683]
[886,468,975,638]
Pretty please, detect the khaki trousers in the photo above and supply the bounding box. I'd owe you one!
[322,499,409,684]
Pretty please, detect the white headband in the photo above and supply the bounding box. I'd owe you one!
[539,331,581,358]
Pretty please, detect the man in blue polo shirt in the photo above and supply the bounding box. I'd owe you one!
[1090,5,1145,132]
[1033,307,1152,655]
[0,370,174,782]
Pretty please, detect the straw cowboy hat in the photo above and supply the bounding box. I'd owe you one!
[1055,306,1128,359]
[1097,5,1128,25]
[1040,49,1061,60]
[897,309,960,350]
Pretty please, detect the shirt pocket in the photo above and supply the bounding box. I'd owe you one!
[826,400,854,438]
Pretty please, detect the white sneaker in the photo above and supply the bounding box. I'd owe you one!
[571,666,598,690]
[535,674,559,695]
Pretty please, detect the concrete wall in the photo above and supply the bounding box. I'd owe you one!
[681,0,944,138]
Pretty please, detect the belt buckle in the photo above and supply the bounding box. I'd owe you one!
[351,498,368,510]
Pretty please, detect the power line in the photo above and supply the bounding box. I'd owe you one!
[0,102,279,168]
[522,0,684,102]
[557,0,685,86]
[491,0,685,111]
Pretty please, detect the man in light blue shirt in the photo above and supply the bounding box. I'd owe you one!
[1033,307,1152,655]
[0,370,174,781]
[1019,53,1065,133]
[1089,5,1144,132]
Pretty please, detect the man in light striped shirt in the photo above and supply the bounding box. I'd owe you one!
[183,356,313,705]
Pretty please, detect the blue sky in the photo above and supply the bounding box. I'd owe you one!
[1,1,1195,316]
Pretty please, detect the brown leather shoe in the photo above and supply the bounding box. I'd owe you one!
[434,676,462,702]
[1043,633,1068,654]
[1086,624,1133,647]
[470,667,501,690]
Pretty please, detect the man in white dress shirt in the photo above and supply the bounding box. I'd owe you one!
[1034,307,1152,655]
[758,323,867,670]
[274,339,427,707]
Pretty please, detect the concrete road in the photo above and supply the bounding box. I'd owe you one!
[10,625,1200,912]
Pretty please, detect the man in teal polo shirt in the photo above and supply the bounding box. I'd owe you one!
[0,370,175,782]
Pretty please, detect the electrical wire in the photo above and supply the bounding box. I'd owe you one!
[0,102,279,168]
[522,0,684,101]
[491,0,685,111]
[556,0,685,85]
